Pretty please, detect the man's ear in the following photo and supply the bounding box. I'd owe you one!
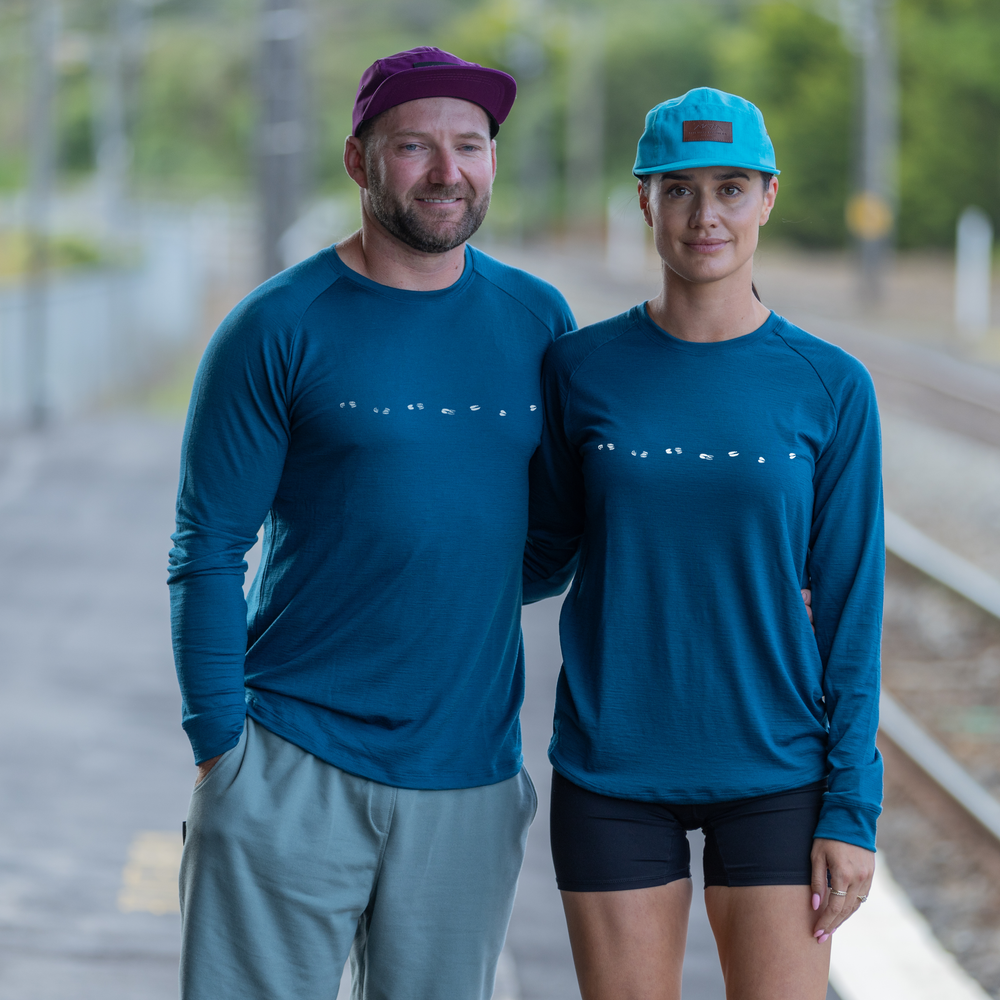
[344,135,369,190]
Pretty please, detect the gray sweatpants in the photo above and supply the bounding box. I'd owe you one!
[179,718,536,1000]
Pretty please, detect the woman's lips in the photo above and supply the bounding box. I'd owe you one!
[685,240,728,254]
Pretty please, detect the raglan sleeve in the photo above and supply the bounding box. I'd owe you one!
[808,360,885,851]
[523,341,586,604]
[167,299,292,764]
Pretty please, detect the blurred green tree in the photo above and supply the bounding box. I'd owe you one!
[896,0,1000,247]
[131,20,254,195]
[57,58,95,176]
[0,3,29,192]
[715,2,853,247]
[441,0,568,235]
[2,0,996,249]
[602,3,717,186]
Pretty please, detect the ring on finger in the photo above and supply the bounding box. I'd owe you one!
[857,894,868,903]
[829,889,848,897]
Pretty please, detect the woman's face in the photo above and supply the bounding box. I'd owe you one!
[638,167,778,287]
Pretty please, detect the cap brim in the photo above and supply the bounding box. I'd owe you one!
[634,158,779,176]
[355,66,516,135]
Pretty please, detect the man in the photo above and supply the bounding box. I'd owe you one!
[168,47,575,1000]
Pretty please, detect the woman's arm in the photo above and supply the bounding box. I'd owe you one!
[808,361,885,852]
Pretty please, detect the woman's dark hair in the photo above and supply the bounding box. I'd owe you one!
[753,174,773,301]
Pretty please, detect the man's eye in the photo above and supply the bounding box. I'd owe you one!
[722,185,741,196]
[402,143,421,151]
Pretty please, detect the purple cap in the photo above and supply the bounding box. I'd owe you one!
[352,46,516,137]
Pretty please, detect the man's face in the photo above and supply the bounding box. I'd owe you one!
[360,97,497,254]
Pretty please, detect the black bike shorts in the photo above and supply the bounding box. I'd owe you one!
[550,769,826,891]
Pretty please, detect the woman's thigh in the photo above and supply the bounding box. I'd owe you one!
[550,770,695,1000]
[705,885,831,1000]
[701,780,830,1000]
[561,881,693,1000]
[551,771,831,999]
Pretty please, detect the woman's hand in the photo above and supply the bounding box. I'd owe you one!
[801,589,814,632]
[810,838,874,942]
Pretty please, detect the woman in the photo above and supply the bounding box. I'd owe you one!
[525,88,883,999]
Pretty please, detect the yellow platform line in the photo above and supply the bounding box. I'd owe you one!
[117,830,182,915]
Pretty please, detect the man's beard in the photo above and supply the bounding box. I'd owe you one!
[366,172,491,254]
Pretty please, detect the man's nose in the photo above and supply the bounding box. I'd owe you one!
[426,149,463,187]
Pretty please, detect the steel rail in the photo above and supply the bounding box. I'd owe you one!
[885,509,1000,620]
[808,315,1000,418]
[881,508,1000,845]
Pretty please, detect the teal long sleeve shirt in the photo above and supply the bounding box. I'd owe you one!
[168,245,575,786]
[526,306,884,850]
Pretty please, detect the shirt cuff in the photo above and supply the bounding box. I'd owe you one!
[814,798,880,852]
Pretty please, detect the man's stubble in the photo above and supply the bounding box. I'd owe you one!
[365,156,491,254]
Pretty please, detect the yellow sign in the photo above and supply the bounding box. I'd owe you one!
[846,192,894,241]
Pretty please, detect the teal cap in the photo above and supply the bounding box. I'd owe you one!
[633,87,779,177]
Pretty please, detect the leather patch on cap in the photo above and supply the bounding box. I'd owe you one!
[682,120,733,143]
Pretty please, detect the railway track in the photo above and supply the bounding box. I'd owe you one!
[876,546,1000,999]
[824,331,1000,998]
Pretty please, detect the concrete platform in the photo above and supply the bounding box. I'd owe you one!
[0,414,746,999]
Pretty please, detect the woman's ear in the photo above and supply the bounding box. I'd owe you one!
[759,175,779,227]
[637,178,654,229]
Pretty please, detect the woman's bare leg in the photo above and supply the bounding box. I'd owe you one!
[560,879,692,1000]
[705,886,831,1000]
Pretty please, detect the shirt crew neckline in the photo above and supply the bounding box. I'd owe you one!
[636,302,782,354]
[324,243,476,300]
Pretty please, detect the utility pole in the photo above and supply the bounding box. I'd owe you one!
[257,0,307,281]
[24,0,58,428]
[844,0,898,305]
[91,0,143,395]
[94,0,140,241]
